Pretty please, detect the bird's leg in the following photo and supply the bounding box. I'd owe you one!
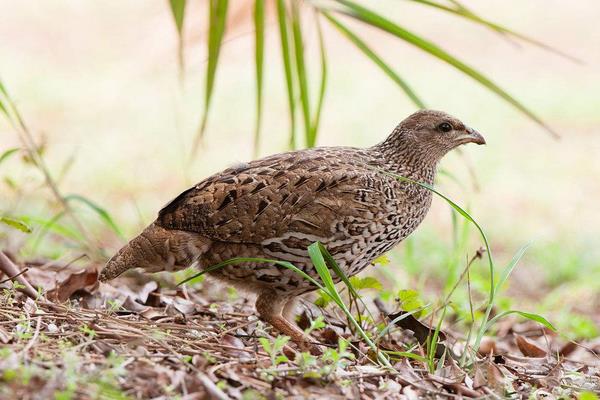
[255,290,321,355]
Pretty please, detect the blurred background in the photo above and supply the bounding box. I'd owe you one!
[1,1,599,337]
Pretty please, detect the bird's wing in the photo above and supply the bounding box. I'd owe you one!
[156,148,399,246]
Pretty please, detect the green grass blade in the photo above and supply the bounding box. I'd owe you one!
[309,14,328,147]
[191,0,229,157]
[253,0,265,157]
[409,0,581,63]
[0,97,9,119]
[0,78,13,121]
[0,216,32,233]
[0,148,19,166]
[427,304,447,371]
[495,242,531,293]
[384,351,429,363]
[290,1,312,148]
[486,310,556,332]
[168,0,186,33]
[28,212,72,251]
[178,256,326,291]
[377,169,493,273]
[307,243,339,296]
[307,243,392,367]
[168,0,187,72]
[334,0,558,138]
[375,168,495,357]
[323,11,425,109]
[64,194,124,240]
[311,242,360,299]
[276,0,297,149]
[179,250,392,367]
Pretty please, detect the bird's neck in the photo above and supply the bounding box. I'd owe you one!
[372,138,438,186]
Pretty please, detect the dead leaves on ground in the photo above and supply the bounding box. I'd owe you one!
[515,334,547,358]
[0,260,599,398]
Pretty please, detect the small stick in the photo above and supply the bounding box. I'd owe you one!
[20,316,42,357]
[0,267,28,284]
[0,252,38,300]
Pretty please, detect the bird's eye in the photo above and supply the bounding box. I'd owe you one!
[437,122,453,132]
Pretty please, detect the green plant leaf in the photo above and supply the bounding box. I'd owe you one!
[0,216,32,233]
[25,213,82,250]
[309,13,327,147]
[372,254,390,266]
[334,0,558,138]
[486,310,556,332]
[276,0,297,149]
[311,242,361,299]
[258,337,271,354]
[64,194,124,240]
[168,0,187,72]
[384,350,429,363]
[192,0,229,156]
[323,11,425,108]
[168,0,186,34]
[349,276,382,291]
[579,392,599,400]
[495,242,531,293]
[0,148,19,166]
[0,78,11,120]
[408,0,580,63]
[290,1,312,148]
[178,257,325,290]
[314,289,331,308]
[397,289,425,316]
[307,242,391,367]
[253,0,265,157]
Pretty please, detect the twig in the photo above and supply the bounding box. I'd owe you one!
[0,267,28,284]
[0,251,38,299]
[20,316,42,357]
[197,372,229,400]
[442,247,486,307]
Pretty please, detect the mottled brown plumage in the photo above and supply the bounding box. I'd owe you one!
[99,110,485,352]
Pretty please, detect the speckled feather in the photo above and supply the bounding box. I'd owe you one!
[152,145,433,292]
[99,109,484,302]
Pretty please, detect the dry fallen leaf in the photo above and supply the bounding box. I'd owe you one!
[515,335,547,358]
[479,336,498,356]
[559,341,578,357]
[48,268,98,302]
[387,310,454,359]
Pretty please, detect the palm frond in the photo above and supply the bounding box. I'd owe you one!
[290,1,313,148]
[309,13,328,147]
[410,0,581,63]
[253,0,266,156]
[168,0,187,73]
[191,0,229,158]
[332,0,559,138]
[276,0,298,149]
[323,11,425,109]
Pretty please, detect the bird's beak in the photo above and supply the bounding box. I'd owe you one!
[457,126,486,145]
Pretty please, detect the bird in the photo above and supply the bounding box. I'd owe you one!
[99,109,485,352]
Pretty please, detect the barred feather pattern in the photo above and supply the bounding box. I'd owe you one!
[100,110,484,298]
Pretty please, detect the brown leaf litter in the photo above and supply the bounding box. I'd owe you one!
[0,254,598,399]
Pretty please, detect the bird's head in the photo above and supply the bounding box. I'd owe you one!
[381,109,485,165]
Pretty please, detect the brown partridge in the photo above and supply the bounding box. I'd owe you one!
[99,110,485,352]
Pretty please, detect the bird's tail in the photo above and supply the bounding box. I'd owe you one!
[99,223,209,282]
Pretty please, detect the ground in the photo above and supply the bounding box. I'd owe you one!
[0,254,598,400]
